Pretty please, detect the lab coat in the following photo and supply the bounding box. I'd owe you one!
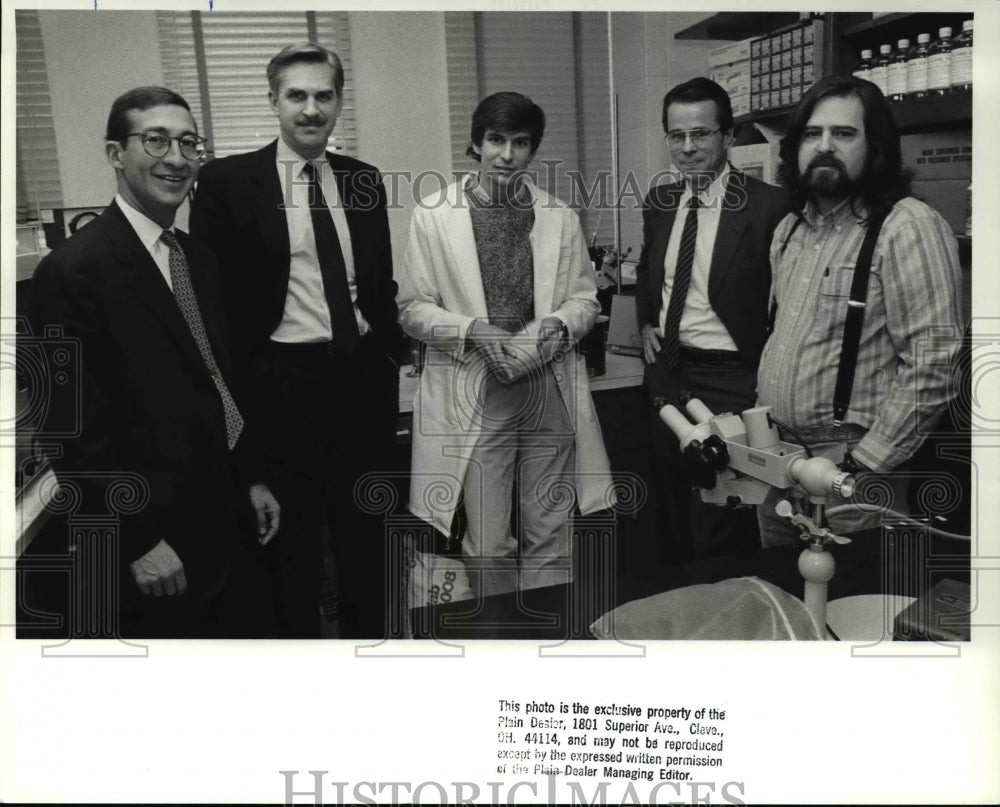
[398,177,616,536]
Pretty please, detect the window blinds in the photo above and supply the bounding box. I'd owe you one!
[157,11,357,159]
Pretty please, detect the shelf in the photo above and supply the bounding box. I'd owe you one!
[842,12,972,41]
[674,12,802,41]
[735,90,970,135]
[890,91,972,133]
[735,104,797,130]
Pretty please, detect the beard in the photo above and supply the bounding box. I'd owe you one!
[801,156,862,200]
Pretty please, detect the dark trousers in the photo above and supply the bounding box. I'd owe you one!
[253,336,399,639]
[645,346,762,560]
[117,541,275,639]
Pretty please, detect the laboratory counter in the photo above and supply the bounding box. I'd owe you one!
[408,525,972,641]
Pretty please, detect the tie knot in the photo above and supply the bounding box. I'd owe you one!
[303,161,321,181]
[160,229,180,250]
[688,195,701,210]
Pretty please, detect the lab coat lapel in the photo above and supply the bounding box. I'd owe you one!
[529,191,561,316]
[444,180,489,318]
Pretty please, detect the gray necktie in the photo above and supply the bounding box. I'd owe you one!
[161,229,244,450]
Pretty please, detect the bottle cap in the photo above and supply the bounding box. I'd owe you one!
[861,49,872,59]
[962,20,973,32]
[939,27,952,37]
[917,33,930,43]
[897,39,910,49]
[880,44,892,54]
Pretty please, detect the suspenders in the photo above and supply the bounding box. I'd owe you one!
[833,213,885,424]
[769,210,888,426]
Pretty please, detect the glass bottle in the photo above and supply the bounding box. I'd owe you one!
[852,49,873,81]
[927,27,953,95]
[887,38,909,101]
[907,34,931,98]
[951,20,973,92]
[870,43,892,95]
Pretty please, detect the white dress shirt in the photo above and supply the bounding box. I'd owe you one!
[116,193,175,290]
[271,137,369,343]
[658,166,739,352]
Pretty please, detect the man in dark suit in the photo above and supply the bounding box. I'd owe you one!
[190,43,404,639]
[30,86,279,638]
[635,77,792,560]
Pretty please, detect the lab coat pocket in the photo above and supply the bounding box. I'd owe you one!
[812,263,855,340]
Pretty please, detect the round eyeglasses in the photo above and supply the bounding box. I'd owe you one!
[664,128,721,150]
[124,131,208,161]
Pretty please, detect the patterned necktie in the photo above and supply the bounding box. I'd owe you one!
[160,229,244,450]
[303,162,360,354]
[660,195,700,371]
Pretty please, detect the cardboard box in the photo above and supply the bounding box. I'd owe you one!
[708,37,754,67]
[901,131,972,181]
[911,178,970,234]
[711,62,749,89]
[731,92,750,117]
[730,142,782,186]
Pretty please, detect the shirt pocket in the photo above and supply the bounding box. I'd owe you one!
[812,263,855,340]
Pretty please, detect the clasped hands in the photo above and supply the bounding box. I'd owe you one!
[467,316,568,383]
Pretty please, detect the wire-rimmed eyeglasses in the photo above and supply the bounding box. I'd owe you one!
[664,128,721,150]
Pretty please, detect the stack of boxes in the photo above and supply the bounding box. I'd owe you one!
[749,17,825,114]
[709,37,752,118]
[899,130,972,235]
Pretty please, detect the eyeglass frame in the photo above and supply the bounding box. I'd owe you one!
[663,127,723,150]
[122,131,208,161]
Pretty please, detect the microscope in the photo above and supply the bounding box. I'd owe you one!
[657,396,857,633]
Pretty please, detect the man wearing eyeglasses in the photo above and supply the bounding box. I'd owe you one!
[191,43,405,639]
[29,86,279,638]
[635,77,792,562]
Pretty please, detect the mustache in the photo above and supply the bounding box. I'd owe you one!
[297,116,327,127]
[805,155,846,172]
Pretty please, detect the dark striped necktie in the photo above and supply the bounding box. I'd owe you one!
[660,195,700,371]
[161,229,244,450]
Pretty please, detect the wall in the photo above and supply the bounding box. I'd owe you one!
[39,11,165,209]
[36,10,452,257]
[349,12,451,264]
[611,12,730,255]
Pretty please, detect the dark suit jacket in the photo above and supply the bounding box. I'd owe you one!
[30,202,244,593]
[189,140,405,378]
[634,170,792,368]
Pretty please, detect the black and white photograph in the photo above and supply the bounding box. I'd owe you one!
[2,1,998,803]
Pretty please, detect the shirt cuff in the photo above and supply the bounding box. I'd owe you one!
[850,433,897,473]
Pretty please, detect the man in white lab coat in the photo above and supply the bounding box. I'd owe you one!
[398,92,615,598]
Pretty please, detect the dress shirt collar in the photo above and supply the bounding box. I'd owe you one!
[276,136,328,180]
[802,196,864,229]
[116,193,174,250]
[683,164,731,208]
